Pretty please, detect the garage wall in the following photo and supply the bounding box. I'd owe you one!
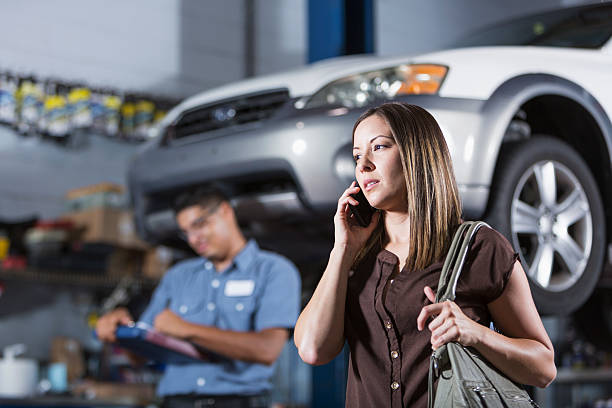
[0,0,182,96]
[0,0,307,221]
[375,0,599,55]
[0,128,139,220]
[0,0,307,98]
[254,0,307,75]
[178,0,245,95]
[178,0,307,84]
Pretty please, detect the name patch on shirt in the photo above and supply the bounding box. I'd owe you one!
[224,280,255,297]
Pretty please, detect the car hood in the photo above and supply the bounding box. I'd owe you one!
[160,53,418,125]
[160,45,610,127]
[414,45,610,101]
[181,54,409,101]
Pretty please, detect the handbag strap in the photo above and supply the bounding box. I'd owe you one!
[427,220,489,408]
[435,221,489,303]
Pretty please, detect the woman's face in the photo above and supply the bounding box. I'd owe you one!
[353,114,407,212]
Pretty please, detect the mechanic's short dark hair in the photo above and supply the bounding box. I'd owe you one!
[173,185,230,215]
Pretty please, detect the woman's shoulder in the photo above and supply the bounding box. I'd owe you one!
[457,223,519,302]
[471,224,515,256]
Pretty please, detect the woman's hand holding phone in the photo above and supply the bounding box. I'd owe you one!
[334,181,379,256]
[348,183,376,227]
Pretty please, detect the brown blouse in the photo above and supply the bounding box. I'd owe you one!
[344,226,518,408]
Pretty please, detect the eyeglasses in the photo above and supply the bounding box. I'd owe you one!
[177,204,221,241]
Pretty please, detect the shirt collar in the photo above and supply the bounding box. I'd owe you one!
[377,249,399,265]
[376,248,444,273]
[231,239,259,273]
[200,239,258,274]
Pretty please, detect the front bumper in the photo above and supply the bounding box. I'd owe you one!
[128,95,488,243]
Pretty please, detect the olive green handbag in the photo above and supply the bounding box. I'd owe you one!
[427,221,539,408]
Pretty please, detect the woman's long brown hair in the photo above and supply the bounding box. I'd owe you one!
[352,102,462,271]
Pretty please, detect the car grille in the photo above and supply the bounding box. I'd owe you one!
[164,89,290,142]
[142,170,299,217]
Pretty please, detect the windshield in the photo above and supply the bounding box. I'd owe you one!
[451,3,612,49]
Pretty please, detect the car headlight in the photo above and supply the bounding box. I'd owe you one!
[302,64,448,110]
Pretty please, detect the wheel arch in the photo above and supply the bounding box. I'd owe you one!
[478,74,612,240]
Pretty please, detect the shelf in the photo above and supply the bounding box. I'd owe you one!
[0,267,158,289]
[555,367,612,383]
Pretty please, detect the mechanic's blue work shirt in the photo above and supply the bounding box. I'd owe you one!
[139,240,301,396]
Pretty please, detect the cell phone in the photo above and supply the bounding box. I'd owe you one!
[348,182,376,227]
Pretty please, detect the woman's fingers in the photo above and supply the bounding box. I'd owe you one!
[426,303,452,332]
[424,286,436,303]
[337,195,355,211]
[342,194,360,208]
[432,325,460,350]
[419,299,483,349]
[416,286,438,330]
[431,318,455,341]
[417,302,444,330]
[417,300,454,332]
[418,302,459,349]
[336,183,361,213]
[334,182,379,249]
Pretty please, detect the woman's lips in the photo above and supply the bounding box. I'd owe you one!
[363,180,379,191]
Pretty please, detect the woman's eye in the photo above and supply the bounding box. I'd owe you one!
[353,154,361,162]
[373,144,387,151]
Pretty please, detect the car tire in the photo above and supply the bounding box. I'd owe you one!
[485,136,605,315]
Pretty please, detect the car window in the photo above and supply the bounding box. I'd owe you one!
[450,4,612,50]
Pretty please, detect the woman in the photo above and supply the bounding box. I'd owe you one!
[294,102,556,407]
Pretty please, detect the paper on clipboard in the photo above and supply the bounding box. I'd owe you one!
[114,323,218,364]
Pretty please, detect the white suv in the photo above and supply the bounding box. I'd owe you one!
[128,3,612,315]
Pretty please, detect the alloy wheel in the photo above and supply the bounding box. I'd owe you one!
[511,160,592,292]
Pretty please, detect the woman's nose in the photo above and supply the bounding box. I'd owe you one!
[357,156,374,172]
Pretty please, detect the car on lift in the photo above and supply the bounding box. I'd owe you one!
[128,3,612,315]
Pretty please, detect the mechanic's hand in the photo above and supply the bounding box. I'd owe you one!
[416,286,486,350]
[153,309,192,339]
[96,307,133,342]
[334,181,380,254]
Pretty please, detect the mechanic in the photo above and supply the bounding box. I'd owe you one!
[96,186,301,408]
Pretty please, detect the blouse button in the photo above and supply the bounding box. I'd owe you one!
[391,350,399,359]
[385,321,392,329]
[391,381,400,390]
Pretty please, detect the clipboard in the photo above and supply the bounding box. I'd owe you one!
[115,324,217,364]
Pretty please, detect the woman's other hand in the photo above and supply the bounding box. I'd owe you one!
[334,182,379,254]
[416,286,486,350]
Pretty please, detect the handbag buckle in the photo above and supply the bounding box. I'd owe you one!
[431,354,440,378]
